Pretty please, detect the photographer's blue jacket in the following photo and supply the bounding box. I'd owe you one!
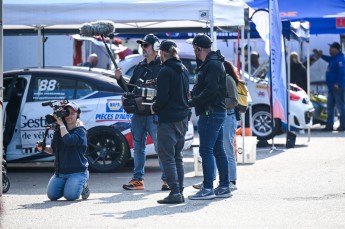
[52,126,88,174]
[321,52,345,89]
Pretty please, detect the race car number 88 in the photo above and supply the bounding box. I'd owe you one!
[38,79,57,91]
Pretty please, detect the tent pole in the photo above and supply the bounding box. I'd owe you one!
[306,40,311,142]
[240,26,246,163]
[287,39,291,133]
[0,0,3,197]
[37,26,42,68]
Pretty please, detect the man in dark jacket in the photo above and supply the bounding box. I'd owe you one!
[114,34,168,191]
[187,34,231,200]
[152,40,189,204]
[320,42,345,131]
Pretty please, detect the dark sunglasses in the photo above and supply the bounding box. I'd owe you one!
[141,43,150,48]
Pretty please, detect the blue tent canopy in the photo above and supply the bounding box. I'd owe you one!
[246,0,345,34]
[246,0,345,19]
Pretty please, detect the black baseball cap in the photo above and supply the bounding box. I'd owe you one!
[329,42,341,50]
[186,34,212,48]
[136,34,158,45]
[159,40,177,52]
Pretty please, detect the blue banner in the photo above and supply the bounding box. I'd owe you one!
[269,0,287,122]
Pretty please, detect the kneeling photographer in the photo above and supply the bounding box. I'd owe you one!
[36,101,90,201]
[151,40,190,204]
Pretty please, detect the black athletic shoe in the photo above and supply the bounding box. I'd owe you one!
[157,193,184,204]
[81,183,90,200]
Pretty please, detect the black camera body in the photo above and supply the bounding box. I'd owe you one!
[42,99,70,125]
[133,86,157,104]
[122,78,157,114]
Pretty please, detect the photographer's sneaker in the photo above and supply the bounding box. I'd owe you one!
[214,186,232,198]
[188,188,216,200]
[81,183,90,200]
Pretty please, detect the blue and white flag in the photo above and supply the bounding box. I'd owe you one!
[269,0,287,122]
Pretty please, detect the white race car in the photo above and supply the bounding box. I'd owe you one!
[3,67,194,172]
[244,63,314,141]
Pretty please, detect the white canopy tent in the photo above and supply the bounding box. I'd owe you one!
[4,0,245,66]
[4,0,244,30]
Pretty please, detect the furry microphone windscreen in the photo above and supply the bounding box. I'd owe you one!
[80,20,116,37]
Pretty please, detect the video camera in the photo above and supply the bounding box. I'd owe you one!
[42,99,70,125]
[122,78,158,114]
[132,86,157,104]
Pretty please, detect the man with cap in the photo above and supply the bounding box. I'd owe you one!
[186,34,231,200]
[320,42,345,131]
[36,101,90,201]
[114,34,169,191]
[151,40,190,204]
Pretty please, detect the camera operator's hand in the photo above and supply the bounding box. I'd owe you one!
[114,68,123,80]
[54,115,64,126]
[150,105,155,114]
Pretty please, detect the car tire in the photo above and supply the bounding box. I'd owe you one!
[248,105,281,141]
[86,126,130,172]
[2,174,10,193]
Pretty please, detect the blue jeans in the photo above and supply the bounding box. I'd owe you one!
[131,114,166,181]
[47,170,89,201]
[223,109,237,182]
[198,112,229,189]
[326,88,345,129]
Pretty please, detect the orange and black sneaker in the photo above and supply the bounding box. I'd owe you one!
[122,179,144,190]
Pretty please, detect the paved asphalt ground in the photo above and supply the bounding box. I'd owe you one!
[1,125,345,228]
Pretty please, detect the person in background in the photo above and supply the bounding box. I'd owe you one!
[290,52,308,92]
[78,53,98,68]
[36,102,90,201]
[187,34,231,200]
[245,52,260,75]
[152,40,189,204]
[223,60,240,191]
[114,34,169,191]
[320,42,345,131]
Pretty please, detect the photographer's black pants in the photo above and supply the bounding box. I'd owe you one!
[157,118,188,195]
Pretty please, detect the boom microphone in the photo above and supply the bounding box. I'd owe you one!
[79,20,129,92]
[80,20,116,37]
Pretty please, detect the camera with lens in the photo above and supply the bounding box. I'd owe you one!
[133,86,157,104]
[122,78,157,114]
[42,99,70,125]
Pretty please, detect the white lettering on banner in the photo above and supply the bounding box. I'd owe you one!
[95,113,132,121]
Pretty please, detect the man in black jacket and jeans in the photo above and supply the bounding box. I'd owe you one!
[187,34,231,200]
[152,40,190,204]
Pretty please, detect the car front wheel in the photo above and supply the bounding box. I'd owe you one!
[86,126,130,172]
[250,106,281,141]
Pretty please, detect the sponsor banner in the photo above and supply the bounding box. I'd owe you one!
[106,99,124,113]
[269,0,287,122]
